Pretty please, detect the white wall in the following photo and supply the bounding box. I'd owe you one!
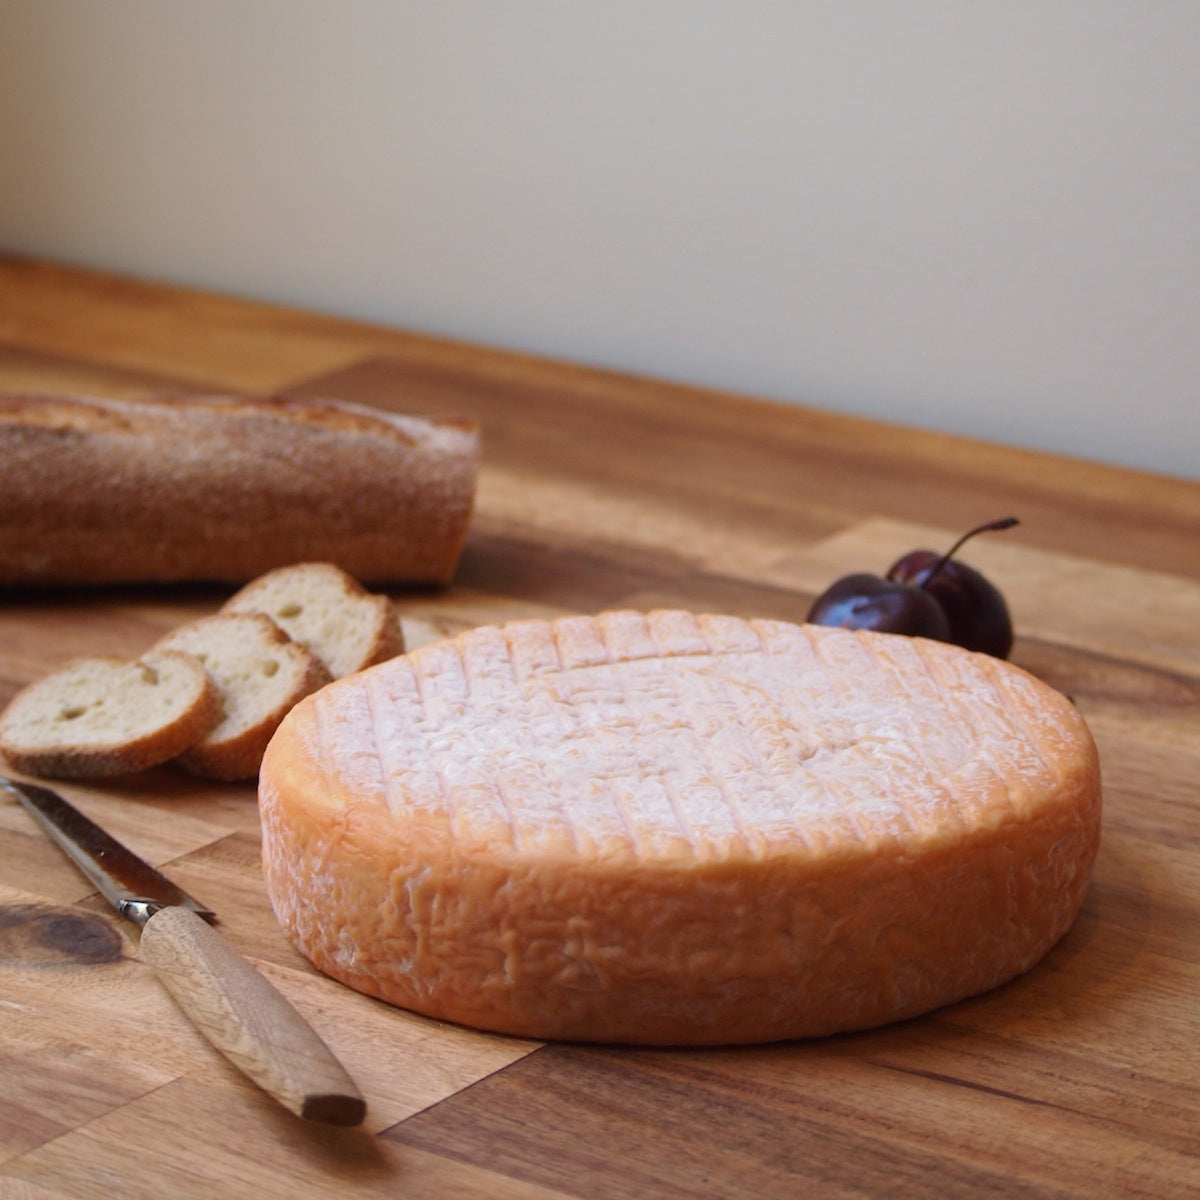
[1,1,1197,479]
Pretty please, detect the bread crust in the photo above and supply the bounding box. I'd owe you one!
[221,561,405,678]
[0,649,219,778]
[0,392,479,586]
[156,612,333,781]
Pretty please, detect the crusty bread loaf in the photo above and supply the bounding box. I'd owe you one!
[222,562,405,679]
[0,650,218,778]
[156,612,332,780]
[0,392,479,586]
[259,611,1102,1045]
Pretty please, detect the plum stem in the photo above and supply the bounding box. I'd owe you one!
[921,517,1019,588]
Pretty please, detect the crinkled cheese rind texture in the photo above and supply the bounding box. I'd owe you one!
[258,611,1101,1045]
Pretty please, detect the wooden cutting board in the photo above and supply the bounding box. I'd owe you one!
[1,258,1198,1198]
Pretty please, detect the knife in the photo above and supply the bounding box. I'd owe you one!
[2,777,366,1127]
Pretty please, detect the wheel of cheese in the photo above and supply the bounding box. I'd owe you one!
[258,611,1101,1045]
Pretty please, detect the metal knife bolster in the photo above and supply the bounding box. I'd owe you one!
[2,775,366,1126]
[0,778,213,920]
[118,898,175,926]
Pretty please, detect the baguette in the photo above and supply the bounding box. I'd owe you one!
[0,392,479,586]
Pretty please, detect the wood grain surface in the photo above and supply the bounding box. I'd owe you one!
[0,254,1197,1198]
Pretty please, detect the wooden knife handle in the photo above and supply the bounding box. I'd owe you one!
[139,905,366,1126]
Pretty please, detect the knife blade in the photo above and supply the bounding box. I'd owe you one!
[2,777,366,1126]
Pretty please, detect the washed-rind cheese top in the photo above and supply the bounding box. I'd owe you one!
[259,611,1101,1045]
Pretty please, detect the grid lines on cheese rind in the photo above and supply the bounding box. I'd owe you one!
[561,614,697,857]
[596,609,661,662]
[905,638,1022,827]
[740,621,865,854]
[431,634,521,846]
[582,614,804,857]
[789,624,922,847]
[653,624,756,859]
[346,612,1073,864]
[363,650,459,832]
[646,609,710,658]
[544,617,639,857]
[310,675,389,828]
[850,631,973,838]
[619,659,716,859]
[464,622,562,854]
[698,659,812,858]
[593,612,696,856]
[629,611,794,856]
[552,612,611,670]
[975,652,1070,807]
[749,619,878,853]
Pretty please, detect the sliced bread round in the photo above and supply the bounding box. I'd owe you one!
[0,650,218,778]
[222,562,405,679]
[156,612,332,781]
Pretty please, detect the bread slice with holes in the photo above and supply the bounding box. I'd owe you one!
[222,562,405,679]
[0,650,219,778]
[155,612,332,780]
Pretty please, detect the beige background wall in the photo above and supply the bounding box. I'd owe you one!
[1,2,1196,479]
